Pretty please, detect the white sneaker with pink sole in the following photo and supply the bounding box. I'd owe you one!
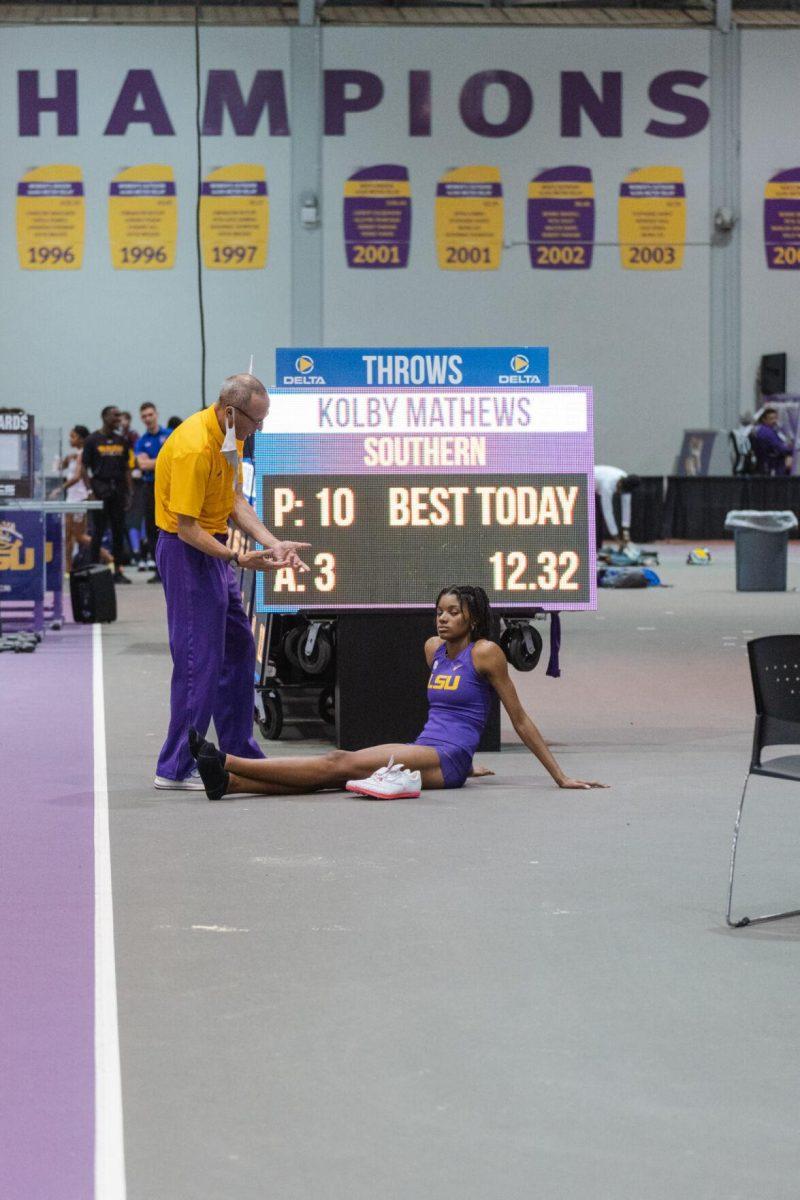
[346,756,422,800]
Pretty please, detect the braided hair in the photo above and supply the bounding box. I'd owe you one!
[435,585,493,642]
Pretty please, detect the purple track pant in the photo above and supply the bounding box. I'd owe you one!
[156,532,264,781]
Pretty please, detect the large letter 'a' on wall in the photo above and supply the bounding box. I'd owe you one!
[104,70,175,135]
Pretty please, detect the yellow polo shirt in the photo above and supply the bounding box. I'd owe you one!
[155,407,243,535]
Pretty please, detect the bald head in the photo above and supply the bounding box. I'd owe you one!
[216,373,269,438]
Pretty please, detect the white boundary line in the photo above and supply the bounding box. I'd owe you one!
[93,623,127,1199]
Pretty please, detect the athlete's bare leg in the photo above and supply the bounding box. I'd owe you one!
[222,743,446,796]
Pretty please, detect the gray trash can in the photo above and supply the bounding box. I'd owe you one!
[724,510,798,592]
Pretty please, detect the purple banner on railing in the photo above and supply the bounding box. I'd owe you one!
[344,164,410,269]
[528,166,594,270]
[764,168,800,270]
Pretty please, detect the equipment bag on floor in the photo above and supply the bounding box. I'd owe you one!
[69,565,117,624]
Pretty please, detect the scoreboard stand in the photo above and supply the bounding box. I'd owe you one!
[335,611,501,752]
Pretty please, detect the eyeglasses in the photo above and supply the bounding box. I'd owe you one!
[227,404,265,431]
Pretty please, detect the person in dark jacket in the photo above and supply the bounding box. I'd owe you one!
[750,407,793,476]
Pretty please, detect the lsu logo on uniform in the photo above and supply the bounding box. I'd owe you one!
[0,521,34,571]
[428,672,461,692]
[282,354,326,385]
[499,351,541,385]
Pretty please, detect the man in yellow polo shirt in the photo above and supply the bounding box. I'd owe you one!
[153,373,308,789]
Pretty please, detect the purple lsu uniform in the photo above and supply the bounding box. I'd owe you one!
[414,642,494,788]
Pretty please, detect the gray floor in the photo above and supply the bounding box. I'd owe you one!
[106,545,800,1200]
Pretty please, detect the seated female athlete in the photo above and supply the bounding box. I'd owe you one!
[190,584,607,800]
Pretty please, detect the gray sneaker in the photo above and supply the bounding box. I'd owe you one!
[154,770,205,791]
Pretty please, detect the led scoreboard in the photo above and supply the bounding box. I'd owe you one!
[253,382,596,613]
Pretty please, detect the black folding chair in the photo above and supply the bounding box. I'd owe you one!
[727,635,800,927]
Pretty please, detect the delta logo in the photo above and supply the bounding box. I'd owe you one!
[282,354,326,385]
[499,352,541,385]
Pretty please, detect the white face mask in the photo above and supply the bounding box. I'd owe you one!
[221,408,239,472]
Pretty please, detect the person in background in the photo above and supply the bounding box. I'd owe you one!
[117,410,143,565]
[731,412,756,476]
[166,415,183,431]
[82,405,132,584]
[750,406,793,476]
[134,401,171,583]
[594,465,642,550]
[49,424,90,569]
[119,410,139,450]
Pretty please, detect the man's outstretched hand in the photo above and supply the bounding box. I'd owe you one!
[269,541,311,572]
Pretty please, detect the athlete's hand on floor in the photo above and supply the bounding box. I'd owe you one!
[469,762,495,778]
[557,777,608,789]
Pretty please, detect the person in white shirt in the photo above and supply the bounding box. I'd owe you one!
[50,424,91,569]
[594,465,641,549]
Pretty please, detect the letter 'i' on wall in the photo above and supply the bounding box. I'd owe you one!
[618,166,686,270]
[108,165,177,269]
[528,166,594,270]
[343,165,411,268]
[764,169,800,270]
[435,166,503,271]
[16,165,84,270]
[200,165,269,269]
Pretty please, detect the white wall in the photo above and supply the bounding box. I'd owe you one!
[0,26,292,434]
[0,24,720,472]
[323,28,711,474]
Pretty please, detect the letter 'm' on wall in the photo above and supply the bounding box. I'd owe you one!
[104,70,175,136]
[202,70,290,136]
[459,71,533,138]
[646,71,710,138]
[560,72,622,138]
[18,70,78,136]
[324,71,384,136]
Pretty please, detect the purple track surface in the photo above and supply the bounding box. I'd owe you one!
[0,624,94,1200]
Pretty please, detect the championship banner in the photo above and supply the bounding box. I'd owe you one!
[764,169,800,270]
[618,166,685,271]
[16,165,84,271]
[200,165,269,270]
[108,165,177,270]
[435,166,503,271]
[0,512,45,602]
[343,164,410,269]
[528,166,594,270]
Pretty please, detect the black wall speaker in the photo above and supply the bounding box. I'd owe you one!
[760,353,787,396]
